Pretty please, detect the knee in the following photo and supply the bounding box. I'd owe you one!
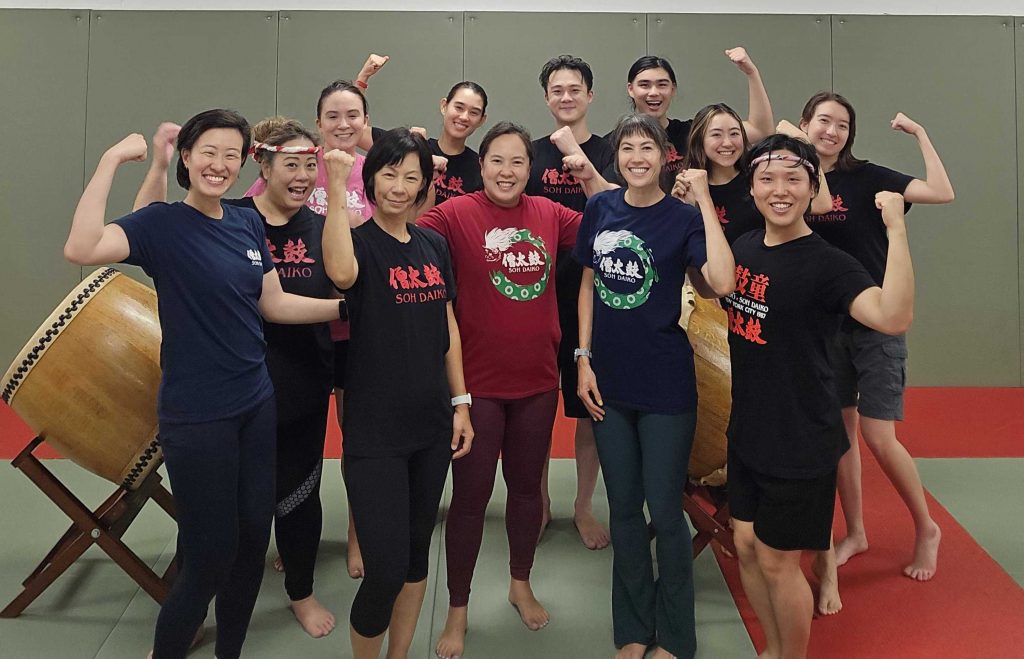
[732,523,757,563]
[756,549,800,584]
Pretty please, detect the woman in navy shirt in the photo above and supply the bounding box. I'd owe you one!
[573,113,733,659]
[64,109,341,659]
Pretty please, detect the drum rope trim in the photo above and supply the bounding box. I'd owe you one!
[121,438,161,489]
[2,268,119,404]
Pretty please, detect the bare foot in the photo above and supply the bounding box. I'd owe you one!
[347,525,364,579]
[290,595,336,638]
[573,508,610,550]
[615,643,647,659]
[508,579,549,630]
[435,606,467,659]
[834,532,869,567]
[651,647,676,659]
[903,521,940,581]
[812,552,842,616]
[272,555,284,573]
[536,507,552,544]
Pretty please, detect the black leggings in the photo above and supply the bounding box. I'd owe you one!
[344,440,451,637]
[154,396,276,659]
[274,392,331,601]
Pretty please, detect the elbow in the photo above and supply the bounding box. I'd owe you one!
[63,242,87,266]
[880,309,913,336]
[941,189,955,204]
[326,264,355,291]
[714,280,736,298]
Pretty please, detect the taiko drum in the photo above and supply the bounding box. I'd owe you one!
[1,268,162,490]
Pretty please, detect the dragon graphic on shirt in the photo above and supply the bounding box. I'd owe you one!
[482,227,551,302]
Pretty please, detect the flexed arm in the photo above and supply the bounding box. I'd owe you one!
[891,113,955,204]
[675,169,736,298]
[133,122,181,210]
[849,192,915,334]
[322,149,359,289]
[64,134,146,265]
[726,47,774,142]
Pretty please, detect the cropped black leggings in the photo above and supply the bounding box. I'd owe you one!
[274,391,331,601]
[154,395,276,659]
[344,440,451,637]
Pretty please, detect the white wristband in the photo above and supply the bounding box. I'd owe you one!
[451,393,472,408]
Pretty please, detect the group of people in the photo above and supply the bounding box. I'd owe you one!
[61,46,953,659]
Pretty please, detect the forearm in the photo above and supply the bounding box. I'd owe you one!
[877,228,914,332]
[133,159,169,211]
[697,196,736,296]
[323,180,358,288]
[913,128,955,203]
[445,310,469,396]
[809,168,832,215]
[577,269,595,350]
[581,170,616,198]
[743,66,774,142]
[65,156,118,262]
[261,293,340,324]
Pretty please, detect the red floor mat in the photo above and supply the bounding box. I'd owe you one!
[713,444,1024,658]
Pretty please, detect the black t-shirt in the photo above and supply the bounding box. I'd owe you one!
[724,231,874,478]
[526,134,614,364]
[709,174,763,245]
[430,137,482,202]
[224,198,334,413]
[340,220,457,457]
[805,162,914,286]
[602,117,691,185]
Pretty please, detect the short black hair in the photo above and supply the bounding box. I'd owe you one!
[742,134,821,196]
[446,81,489,113]
[175,109,250,190]
[627,55,677,85]
[316,79,369,119]
[362,128,434,207]
[539,55,594,92]
[478,121,533,163]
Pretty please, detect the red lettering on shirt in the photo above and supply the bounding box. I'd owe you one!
[716,205,730,225]
[748,273,769,303]
[831,195,849,212]
[282,238,315,264]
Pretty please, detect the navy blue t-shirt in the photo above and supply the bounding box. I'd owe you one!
[573,188,708,414]
[114,201,275,423]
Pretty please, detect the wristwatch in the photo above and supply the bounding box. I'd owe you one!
[451,393,472,408]
[573,348,593,363]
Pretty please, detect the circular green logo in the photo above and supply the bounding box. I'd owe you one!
[593,231,657,310]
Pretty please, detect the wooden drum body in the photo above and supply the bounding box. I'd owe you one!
[680,286,731,485]
[2,268,162,490]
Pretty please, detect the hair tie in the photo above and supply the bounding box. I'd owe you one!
[750,152,815,174]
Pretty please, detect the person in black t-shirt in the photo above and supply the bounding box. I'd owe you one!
[727,135,915,659]
[601,50,775,186]
[428,82,488,202]
[527,54,612,551]
[681,105,833,245]
[798,91,954,581]
[322,129,473,659]
[65,109,342,659]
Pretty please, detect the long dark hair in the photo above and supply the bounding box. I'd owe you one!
[800,91,867,172]
[683,103,750,172]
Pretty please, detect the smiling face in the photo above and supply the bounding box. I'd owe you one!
[544,68,593,126]
[750,150,816,230]
[627,66,676,120]
[800,100,850,162]
[373,151,425,220]
[260,138,318,212]
[316,90,367,152]
[181,127,244,199]
[703,112,744,170]
[480,133,529,208]
[617,132,664,191]
[441,87,487,142]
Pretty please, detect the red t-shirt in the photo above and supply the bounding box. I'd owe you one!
[418,190,581,398]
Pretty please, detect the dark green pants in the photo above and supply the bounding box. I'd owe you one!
[593,403,697,659]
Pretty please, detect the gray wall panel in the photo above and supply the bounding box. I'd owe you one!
[84,11,279,248]
[463,12,647,144]
[648,14,832,129]
[277,11,464,140]
[1018,17,1024,386]
[0,10,89,369]
[833,16,1018,385]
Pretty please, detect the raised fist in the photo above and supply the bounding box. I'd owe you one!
[324,148,355,183]
[775,119,808,142]
[875,191,906,230]
[152,122,181,167]
[562,154,594,181]
[677,168,710,204]
[890,112,922,136]
[358,53,389,82]
[410,126,428,140]
[431,155,448,176]
[725,47,756,75]
[106,133,148,165]
[550,125,581,156]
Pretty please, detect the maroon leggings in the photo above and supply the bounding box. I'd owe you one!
[445,389,558,607]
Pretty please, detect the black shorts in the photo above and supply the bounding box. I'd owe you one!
[828,325,907,421]
[559,362,588,419]
[333,340,348,390]
[728,451,837,551]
